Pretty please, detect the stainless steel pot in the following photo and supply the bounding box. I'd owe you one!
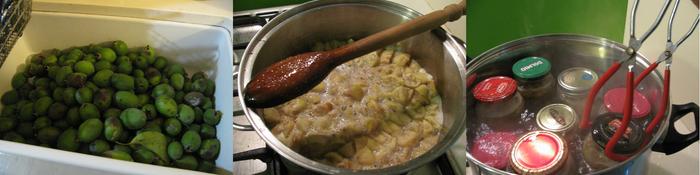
[465,34,699,175]
[233,0,467,174]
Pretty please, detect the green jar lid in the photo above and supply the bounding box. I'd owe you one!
[512,57,551,79]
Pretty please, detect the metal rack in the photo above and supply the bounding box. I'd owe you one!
[0,0,31,67]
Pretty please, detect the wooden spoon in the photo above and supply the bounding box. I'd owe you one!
[244,0,467,108]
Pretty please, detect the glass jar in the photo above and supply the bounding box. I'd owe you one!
[600,88,652,120]
[582,113,643,170]
[510,131,567,174]
[557,67,599,112]
[536,103,578,138]
[512,56,554,98]
[473,76,524,131]
[470,132,518,170]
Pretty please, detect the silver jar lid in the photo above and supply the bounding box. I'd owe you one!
[557,67,598,93]
[536,104,577,132]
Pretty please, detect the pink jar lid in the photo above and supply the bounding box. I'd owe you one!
[603,88,652,118]
[473,76,517,103]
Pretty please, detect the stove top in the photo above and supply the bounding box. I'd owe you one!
[232,5,467,175]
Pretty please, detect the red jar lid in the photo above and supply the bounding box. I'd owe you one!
[472,76,517,102]
[470,132,518,170]
[603,88,651,118]
[511,131,566,174]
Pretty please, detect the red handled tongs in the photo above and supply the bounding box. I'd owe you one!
[579,0,700,161]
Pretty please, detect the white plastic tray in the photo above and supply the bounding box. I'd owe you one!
[0,11,233,175]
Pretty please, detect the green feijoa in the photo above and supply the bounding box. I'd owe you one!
[92,69,114,87]
[52,88,64,102]
[103,150,133,161]
[54,66,73,86]
[67,48,83,60]
[200,124,216,139]
[3,132,25,143]
[203,109,221,126]
[65,107,81,126]
[47,66,60,79]
[201,97,213,109]
[47,103,68,120]
[53,120,70,130]
[112,40,129,56]
[89,139,110,155]
[57,128,79,151]
[62,87,77,105]
[181,130,201,153]
[203,79,215,96]
[37,126,60,144]
[133,70,145,78]
[167,141,183,160]
[145,68,162,85]
[42,55,58,66]
[119,108,147,130]
[164,64,186,77]
[133,147,156,164]
[78,118,103,143]
[28,88,48,101]
[142,118,163,133]
[2,90,20,105]
[183,79,193,92]
[27,63,47,77]
[135,94,148,107]
[113,144,132,154]
[163,118,182,136]
[187,124,201,133]
[138,105,156,120]
[183,92,205,108]
[31,55,44,64]
[198,160,215,173]
[153,56,168,70]
[93,88,113,111]
[16,100,30,109]
[33,77,51,88]
[142,45,155,59]
[191,71,206,81]
[33,96,53,116]
[111,73,134,91]
[174,155,198,170]
[75,87,93,104]
[83,54,97,63]
[1,105,16,118]
[18,102,35,121]
[191,79,207,93]
[114,91,138,109]
[177,104,195,125]
[94,60,112,71]
[199,138,220,160]
[134,56,149,69]
[155,96,177,117]
[170,74,185,90]
[104,116,123,142]
[104,108,121,119]
[11,73,26,89]
[117,60,133,74]
[151,84,175,98]
[128,131,170,164]
[16,122,33,138]
[74,60,95,76]
[97,47,117,63]
[66,72,88,88]
[116,55,130,65]
[174,91,185,104]
[79,103,101,120]
[33,117,51,130]
[85,82,97,92]
[0,117,16,132]
[134,77,149,93]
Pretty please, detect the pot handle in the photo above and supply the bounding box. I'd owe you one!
[652,102,699,155]
[232,72,255,131]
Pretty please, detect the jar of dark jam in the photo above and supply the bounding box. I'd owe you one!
[473,76,524,130]
[557,67,598,112]
[582,113,644,170]
[510,131,567,174]
[512,57,554,98]
[600,88,652,121]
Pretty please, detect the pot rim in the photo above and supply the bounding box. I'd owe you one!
[236,0,468,174]
[464,33,671,175]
